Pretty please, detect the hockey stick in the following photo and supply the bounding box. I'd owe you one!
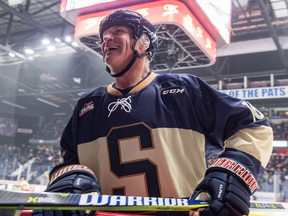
[0,189,287,214]
[0,189,208,211]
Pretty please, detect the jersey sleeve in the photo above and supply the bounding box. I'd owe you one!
[188,76,273,174]
[49,86,107,177]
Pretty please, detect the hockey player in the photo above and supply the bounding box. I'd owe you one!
[34,9,273,216]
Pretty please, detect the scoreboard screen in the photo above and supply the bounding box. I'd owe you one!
[60,0,232,69]
[61,0,231,46]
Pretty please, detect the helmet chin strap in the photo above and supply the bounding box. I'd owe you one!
[106,52,138,77]
[106,40,147,78]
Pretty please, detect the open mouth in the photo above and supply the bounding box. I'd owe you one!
[105,46,119,54]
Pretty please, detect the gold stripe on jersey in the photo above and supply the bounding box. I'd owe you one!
[77,127,206,198]
[107,72,158,95]
[224,125,273,167]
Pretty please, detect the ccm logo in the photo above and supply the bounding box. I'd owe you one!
[162,88,184,95]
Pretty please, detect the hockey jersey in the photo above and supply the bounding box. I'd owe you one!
[56,72,273,198]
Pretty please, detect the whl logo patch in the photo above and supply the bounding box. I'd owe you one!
[79,101,94,117]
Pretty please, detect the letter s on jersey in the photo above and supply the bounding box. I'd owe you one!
[242,101,265,122]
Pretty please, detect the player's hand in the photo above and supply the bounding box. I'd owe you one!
[46,166,101,194]
[191,171,250,216]
[32,165,101,216]
[190,150,258,216]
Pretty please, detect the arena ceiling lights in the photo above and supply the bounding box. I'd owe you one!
[60,0,232,71]
[269,0,288,18]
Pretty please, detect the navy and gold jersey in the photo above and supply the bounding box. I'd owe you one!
[57,72,273,198]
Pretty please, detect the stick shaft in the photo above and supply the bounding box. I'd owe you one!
[0,189,287,214]
[0,190,207,211]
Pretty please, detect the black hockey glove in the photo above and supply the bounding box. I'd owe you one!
[191,150,259,216]
[32,165,101,216]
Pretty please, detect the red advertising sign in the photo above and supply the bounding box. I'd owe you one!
[74,1,217,62]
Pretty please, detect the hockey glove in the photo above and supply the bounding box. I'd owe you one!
[191,150,258,216]
[32,164,101,216]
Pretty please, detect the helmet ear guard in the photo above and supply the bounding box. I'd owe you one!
[140,34,150,47]
[132,35,150,59]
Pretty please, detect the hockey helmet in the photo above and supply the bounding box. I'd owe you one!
[99,9,158,58]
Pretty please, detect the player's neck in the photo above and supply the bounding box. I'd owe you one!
[115,61,150,89]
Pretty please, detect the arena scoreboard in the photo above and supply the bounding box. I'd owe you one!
[60,0,231,70]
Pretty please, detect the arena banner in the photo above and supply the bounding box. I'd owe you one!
[221,86,288,100]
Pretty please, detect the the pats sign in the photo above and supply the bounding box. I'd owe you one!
[221,86,288,100]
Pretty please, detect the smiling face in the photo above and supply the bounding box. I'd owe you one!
[101,26,135,73]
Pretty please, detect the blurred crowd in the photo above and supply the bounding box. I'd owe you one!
[31,116,68,140]
[270,121,288,140]
[0,143,61,185]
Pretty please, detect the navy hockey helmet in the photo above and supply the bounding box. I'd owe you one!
[99,9,158,59]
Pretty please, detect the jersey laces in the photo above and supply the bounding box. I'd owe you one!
[107,96,132,117]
